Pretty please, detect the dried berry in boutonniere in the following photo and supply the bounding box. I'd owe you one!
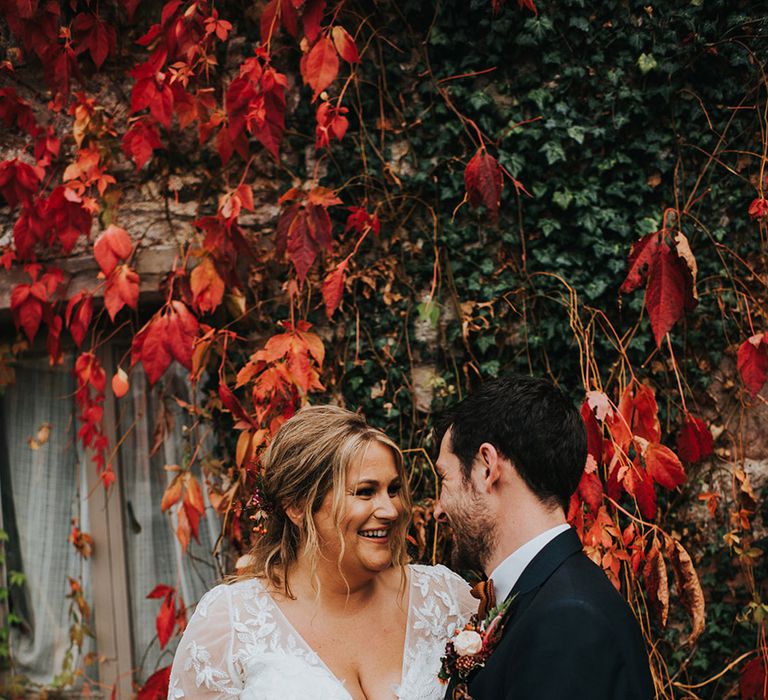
[438,595,515,689]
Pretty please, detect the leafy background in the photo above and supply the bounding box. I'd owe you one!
[0,0,767,697]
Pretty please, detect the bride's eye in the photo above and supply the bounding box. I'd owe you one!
[354,486,375,498]
[388,482,402,497]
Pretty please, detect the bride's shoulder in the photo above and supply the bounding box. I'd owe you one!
[193,577,268,617]
[408,562,468,586]
[407,563,472,600]
[406,564,476,624]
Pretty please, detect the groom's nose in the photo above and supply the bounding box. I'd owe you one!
[433,500,447,523]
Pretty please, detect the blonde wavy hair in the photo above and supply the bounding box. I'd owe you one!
[240,405,411,596]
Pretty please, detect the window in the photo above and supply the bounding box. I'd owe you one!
[0,344,221,697]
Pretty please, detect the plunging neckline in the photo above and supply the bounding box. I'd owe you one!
[254,567,414,700]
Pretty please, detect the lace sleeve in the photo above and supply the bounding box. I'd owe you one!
[435,564,476,626]
[168,584,242,698]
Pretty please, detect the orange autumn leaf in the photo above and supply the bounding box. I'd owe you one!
[665,537,705,645]
[190,256,225,314]
[302,35,339,100]
[331,26,360,63]
[322,258,348,318]
[104,264,139,321]
[642,541,669,627]
[94,225,132,276]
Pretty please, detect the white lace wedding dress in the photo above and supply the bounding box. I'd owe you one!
[168,564,475,699]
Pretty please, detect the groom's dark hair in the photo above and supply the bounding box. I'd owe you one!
[435,374,587,512]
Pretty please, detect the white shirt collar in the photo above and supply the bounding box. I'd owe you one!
[489,523,571,602]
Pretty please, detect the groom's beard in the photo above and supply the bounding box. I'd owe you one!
[447,485,497,573]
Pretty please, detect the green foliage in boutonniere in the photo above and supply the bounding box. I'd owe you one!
[439,596,515,684]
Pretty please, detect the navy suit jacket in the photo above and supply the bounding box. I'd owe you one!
[445,528,654,700]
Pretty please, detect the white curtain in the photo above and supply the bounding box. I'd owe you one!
[115,357,220,681]
[0,354,96,686]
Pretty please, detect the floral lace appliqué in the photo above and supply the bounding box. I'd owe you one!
[168,564,474,699]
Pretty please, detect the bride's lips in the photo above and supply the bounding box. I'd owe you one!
[357,527,390,543]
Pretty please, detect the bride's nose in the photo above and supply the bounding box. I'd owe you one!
[374,493,399,520]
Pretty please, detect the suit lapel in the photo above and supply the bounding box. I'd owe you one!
[501,528,583,627]
[509,527,583,598]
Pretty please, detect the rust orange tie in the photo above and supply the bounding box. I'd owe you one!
[470,578,496,620]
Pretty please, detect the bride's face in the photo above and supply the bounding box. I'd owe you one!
[314,440,405,576]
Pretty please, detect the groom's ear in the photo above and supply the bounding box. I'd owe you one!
[475,442,502,492]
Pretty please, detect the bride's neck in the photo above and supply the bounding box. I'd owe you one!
[286,558,382,610]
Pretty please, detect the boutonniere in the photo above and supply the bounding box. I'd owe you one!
[438,596,515,692]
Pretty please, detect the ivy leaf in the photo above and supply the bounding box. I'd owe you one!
[302,35,339,100]
[737,333,768,396]
[637,53,658,74]
[331,26,360,63]
[464,148,503,220]
[322,259,348,318]
[94,225,132,276]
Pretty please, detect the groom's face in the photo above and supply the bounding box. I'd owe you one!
[434,428,497,573]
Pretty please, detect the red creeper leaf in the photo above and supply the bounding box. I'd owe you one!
[643,442,686,491]
[302,35,339,100]
[136,665,172,700]
[464,148,503,221]
[331,26,360,63]
[322,259,348,318]
[104,265,139,321]
[676,414,713,464]
[94,225,132,276]
[123,119,163,169]
[737,333,768,396]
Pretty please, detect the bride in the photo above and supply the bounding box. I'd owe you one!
[168,405,476,699]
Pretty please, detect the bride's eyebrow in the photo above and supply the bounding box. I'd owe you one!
[351,477,401,489]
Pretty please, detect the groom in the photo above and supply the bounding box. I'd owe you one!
[434,374,654,699]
